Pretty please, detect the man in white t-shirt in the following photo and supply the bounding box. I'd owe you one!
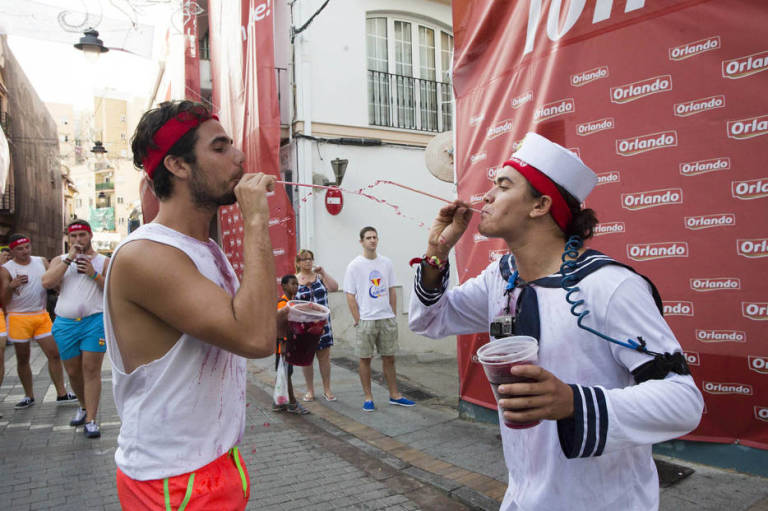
[42,220,109,439]
[344,226,415,412]
[0,234,76,409]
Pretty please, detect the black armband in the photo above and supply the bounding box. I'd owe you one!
[631,352,690,384]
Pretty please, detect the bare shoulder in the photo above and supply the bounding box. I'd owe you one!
[109,240,197,301]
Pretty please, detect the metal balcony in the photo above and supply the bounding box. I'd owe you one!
[367,70,453,133]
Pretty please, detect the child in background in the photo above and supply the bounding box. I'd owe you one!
[274,275,309,414]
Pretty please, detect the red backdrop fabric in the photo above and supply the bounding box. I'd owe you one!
[208,0,296,286]
[452,0,768,449]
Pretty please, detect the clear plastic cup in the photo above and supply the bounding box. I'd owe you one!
[475,336,540,429]
[285,300,330,366]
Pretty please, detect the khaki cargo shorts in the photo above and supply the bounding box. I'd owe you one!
[356,318,398,358]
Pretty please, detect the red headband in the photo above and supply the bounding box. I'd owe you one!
[142,112,218,179]
[9,237,30,250]
[502,158,572,232]
[68,224,92,234]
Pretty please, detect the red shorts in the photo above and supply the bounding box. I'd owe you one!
[116,447,250,510]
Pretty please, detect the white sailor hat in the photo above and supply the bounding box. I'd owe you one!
[510,132,597,203]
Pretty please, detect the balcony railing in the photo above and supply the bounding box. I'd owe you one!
[95,182,114,191]
[367,70,453,133]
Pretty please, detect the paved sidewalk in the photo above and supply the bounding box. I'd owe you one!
[2,342,767,510]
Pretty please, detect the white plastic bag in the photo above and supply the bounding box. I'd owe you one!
[273,355,290,405]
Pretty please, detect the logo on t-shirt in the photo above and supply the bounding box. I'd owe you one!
[368,270,387,299]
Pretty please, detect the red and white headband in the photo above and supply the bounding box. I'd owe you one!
[68,223,91,234]
[9,237,30,250]
[142,110,218,179]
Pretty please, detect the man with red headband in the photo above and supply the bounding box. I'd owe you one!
[409,132,703,510]
[42,220,108,438]
[105,100,279,510]
[1,234,76,409]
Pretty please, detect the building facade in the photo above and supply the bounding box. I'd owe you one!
[0,35,63,257]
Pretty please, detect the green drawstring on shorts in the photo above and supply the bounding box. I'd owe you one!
[163,472,195,511]
[229,446,248,498]
[162,446,246,510]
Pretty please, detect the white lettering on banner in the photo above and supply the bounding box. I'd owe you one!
[696,329,746,343]
[594,222,625,236]
[737,238,768,258]
[755,406,768,422]
[742,302,768,320]
[470,193,485,204]
[473,233,489,243]
[722,50,768,79]
[669,36,721,61]
[577,118,615,136]
[703,382,753,395]
[663,301,694,316]
[489,249,506,262]
[534,98,575,122]
[272,248,285,256]
[622,188,683,210]
[679,157,731,176]
[487,165,503,181]
[732,178,768,200]
[690,278,741,292]
[511,91,533,109]
[571,66,609,87]
[727,114,768,139]
[749,356,768,375]
[674,95,726,117]
[610,75,672,104]
[240,0,273,41]
[523,0,647,56]
[683,351,700,366]
[626,241,688,261]
[469,114,485,126]
[596,171,620,185]
[616,131,677,156]
[470,152,487,164]
[685,213,736,230]
[487,120,515,139]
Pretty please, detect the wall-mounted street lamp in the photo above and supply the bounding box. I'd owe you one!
[74,28,109,62]
[91,141,107,161]
[329,158,348,186]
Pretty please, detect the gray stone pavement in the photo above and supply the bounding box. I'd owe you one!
[2,342,767,510]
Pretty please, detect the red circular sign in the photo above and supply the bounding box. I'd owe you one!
[325,187,343,215]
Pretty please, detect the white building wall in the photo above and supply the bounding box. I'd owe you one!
[285,0,458,356]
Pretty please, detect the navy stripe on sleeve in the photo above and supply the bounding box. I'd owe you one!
[413,262,449,306]
[557,384,585,459]
[594,387,609,456]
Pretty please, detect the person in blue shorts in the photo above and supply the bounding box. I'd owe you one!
[42,220,109,438]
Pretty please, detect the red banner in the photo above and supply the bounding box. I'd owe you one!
[452,0,768,449]
[208,0,296,285]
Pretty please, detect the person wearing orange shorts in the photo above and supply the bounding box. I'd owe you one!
[1,234,75,409]
[105,101,285,508]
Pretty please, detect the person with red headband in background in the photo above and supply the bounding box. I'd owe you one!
[409,132,703,510]
[105,100,280,510]
[1,234,76,409]
[42,220,108,438]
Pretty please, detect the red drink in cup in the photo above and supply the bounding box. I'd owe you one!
[285,300,330,366]
[475,336,540,429]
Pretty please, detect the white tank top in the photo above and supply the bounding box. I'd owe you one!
[54,253,107,319]
[3,257,48,313]
[104,223,247,481]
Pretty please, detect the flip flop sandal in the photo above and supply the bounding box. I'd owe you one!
[323,393,337,402]
[302,393,315,402]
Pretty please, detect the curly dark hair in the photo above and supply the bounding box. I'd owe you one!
[131,100,213,200]
[528,183,599,240]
